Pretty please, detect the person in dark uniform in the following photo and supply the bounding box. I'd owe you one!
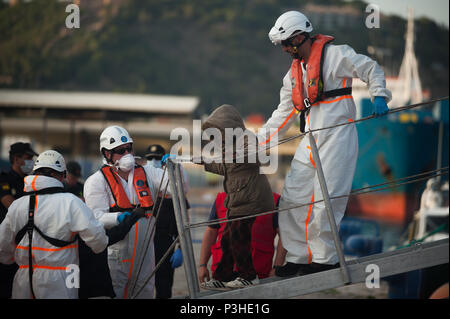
[144,144,185,299]
[64,161,84,199]
[0,142,37,299]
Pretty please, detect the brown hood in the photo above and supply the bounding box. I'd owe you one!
[202,104,245,132]
[202,104,259,161]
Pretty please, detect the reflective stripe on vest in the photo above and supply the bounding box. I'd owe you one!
[19,265,68,271]
[100,165,154,212]
[210,192,280,279]
[291,34,335,111]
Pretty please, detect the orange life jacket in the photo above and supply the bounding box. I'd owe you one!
[291,34,352,112]
[100,165,154,212]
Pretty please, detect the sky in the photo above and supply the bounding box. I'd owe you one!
[350,0,449,28]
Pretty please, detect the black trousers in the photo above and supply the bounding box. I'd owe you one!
[153,196,184,299]
[0,263,17,299]
[213,217,256,282]
[154,233,175,299]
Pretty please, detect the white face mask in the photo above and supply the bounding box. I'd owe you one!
[150,158,162,168]
[21,159,34,175]
[115,154,135,172]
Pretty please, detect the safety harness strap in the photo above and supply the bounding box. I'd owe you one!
[322,87,352,98]
[22,187,67,196]
[16,187,79,246]
[299,87,353,133]
[15,187,79,299]
[27,194,36,299]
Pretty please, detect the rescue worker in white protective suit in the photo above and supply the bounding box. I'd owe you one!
[84,126,182,299]
[262,11,392,276]
[0,150,108,298]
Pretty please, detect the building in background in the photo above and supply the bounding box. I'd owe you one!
[0,89,199,177]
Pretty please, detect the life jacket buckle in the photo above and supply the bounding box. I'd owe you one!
[304,98,311,109]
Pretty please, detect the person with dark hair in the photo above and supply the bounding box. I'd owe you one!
[0,142,37,299]
[64,161,84,199]
[1,142,37,221]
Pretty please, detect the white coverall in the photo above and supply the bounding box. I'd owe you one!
[262,44,392,265]
[0,175,108,299]
[84,164,172,299]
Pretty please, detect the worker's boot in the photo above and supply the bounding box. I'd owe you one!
[298,262,340,276]
[274,262,312,277]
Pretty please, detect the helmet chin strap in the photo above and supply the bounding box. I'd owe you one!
[291,33,310,59]
[101,149,115,166]
[292,47,302,60]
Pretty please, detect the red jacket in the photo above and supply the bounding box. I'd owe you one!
[210,192,280,279]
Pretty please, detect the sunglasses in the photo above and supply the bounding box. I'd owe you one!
[113,145,133,155]
[281,32,306,47]
[281,37,296,47]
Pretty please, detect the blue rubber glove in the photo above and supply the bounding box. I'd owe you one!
[170,247,183,268]
[117,211,131,223]
[161,154,175,166]
[373,96,389,117]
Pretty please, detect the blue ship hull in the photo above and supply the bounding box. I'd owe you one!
[347,98,449,225]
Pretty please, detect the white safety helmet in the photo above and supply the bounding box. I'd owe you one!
[99,125,133,152]
[268,11,313,45]
[33,150,66,173]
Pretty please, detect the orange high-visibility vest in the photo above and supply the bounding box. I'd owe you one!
[291,34,351,112]
[100,165,154,212]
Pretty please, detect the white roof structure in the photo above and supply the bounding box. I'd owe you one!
[0,89,199,114]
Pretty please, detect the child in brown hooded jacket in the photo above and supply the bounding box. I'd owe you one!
[199,104,275,289]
